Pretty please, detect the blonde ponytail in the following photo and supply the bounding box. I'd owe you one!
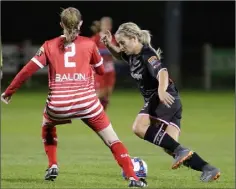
[60,7,82,44]
[63,28,79,43]
[140,30,162,60]
[156,48,162,60]
[140,30,151,46]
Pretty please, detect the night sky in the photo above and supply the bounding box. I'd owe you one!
[1,1,235,48]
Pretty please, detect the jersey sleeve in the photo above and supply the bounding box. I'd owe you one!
[90,43,103,67]
[31,42,48,69]
[4,61,41,96]
[145,53,167,79]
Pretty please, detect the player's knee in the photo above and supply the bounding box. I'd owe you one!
[132,122,146,138]
[132,115,150,138]
[42,125,57,145]
[98,124,120,147]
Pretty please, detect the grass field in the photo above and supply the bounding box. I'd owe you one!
[1,90,235,188]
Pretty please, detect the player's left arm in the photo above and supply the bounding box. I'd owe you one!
[90,43,105,75]
[146,54,168,85]
[146,53,175,107]
[157,68,169,92]
[1,43,48,104]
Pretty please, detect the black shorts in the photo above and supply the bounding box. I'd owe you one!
[139,94,182,130]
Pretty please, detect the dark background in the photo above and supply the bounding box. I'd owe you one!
[1,1,235,89]
[1,1,235,47]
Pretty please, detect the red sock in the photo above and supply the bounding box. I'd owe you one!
[42,126,58,167]
[110,141,139,180]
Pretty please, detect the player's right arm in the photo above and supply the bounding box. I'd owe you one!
[1,43,48,104]
[101,30,122,60]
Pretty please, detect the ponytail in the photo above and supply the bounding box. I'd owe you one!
[140,30,151,46]
[64,28,79,44]
[140,30,162,60]
[60,7,82,48]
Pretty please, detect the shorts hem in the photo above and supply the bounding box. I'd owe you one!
[138,113,181,132]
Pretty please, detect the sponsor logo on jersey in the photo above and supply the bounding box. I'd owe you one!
[148,56,161,69]
[148,56,157,64]
[131,73,142,80]
[55,73,86,82]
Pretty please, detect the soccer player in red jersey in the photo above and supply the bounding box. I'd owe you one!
[1,8,146,187]
[91,17,116,111]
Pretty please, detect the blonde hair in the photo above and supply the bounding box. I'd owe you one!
[116,22,162,60]
[60,7,82,44]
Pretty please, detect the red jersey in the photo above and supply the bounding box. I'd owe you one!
[5,35,105,121]
[91,33,116,73]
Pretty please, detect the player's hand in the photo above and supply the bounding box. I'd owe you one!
[158,90,175,108]
[100,30,112,46]
[1,93,11,104]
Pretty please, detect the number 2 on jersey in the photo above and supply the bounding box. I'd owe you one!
[64,42,76,68]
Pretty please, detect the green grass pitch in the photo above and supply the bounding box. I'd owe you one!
[1,90,234,188]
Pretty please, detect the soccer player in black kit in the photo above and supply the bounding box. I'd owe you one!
[101,22,220,182]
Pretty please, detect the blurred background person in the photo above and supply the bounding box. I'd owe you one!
[90,20,101,35]
[91,17,117,111]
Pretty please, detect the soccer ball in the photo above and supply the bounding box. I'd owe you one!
[122,157,148,179]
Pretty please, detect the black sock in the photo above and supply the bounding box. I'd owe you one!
[183,152,208,171]
[144,123,180,153]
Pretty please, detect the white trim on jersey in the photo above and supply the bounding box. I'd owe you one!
[31,57,44,68]
[47,100,96,111]
[47,100,101,117]
[50,89,96,98]
[75,106,103,119]
[50,87,94,94]
[46,104,103,120]
[93,58,103,67]
[47,93,97,104]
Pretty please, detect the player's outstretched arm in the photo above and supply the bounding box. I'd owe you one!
[1,61,41,104]
[101,30,121,60]
[106,43,121,60]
